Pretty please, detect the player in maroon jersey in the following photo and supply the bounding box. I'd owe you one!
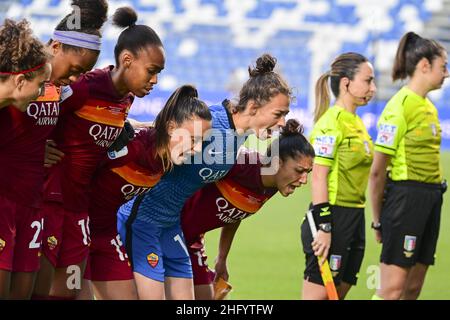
[32,6,167,300]
[181,119,315,299]
[79,85,211,300]
[0,1,107,300]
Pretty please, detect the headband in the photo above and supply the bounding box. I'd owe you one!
[53,30,101,51]
[0,62,46,75]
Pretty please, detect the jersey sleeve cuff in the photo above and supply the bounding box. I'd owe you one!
[314,156,334,167]
[374,144,396,156]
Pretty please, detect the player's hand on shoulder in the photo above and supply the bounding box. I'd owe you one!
[44,139,64,168]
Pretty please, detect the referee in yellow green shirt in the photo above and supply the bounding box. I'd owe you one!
[301,52,376,299]
[369,32,449,300]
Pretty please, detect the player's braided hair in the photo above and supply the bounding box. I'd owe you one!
[112,7,163,66]
[392,31,445,81]
[0,19,47,82]
[266,118,315,161]
[51,0,108,52]
[314,52,368,123]
[154,84,212,172]
[226,53,292,113]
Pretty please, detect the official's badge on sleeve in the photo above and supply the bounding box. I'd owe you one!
[313,136,336,158]
[375,124,397,147]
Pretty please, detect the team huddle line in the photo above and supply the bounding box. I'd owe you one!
[0,0,448,301]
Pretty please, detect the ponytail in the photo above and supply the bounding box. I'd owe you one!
[314,72,331,123]
[154,84,211,172]
[52,0,108,52]
[229,53,291,113]
[392,31,445,81]
[112,6,163,66]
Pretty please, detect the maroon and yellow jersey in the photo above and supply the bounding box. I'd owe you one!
[0,83,61,207]
[181,150,278,241]
[88,128,164,232]
[44,66,133,212]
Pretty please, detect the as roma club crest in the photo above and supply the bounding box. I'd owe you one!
[147,253,159,268]
[0,238,6,252]
[47,236,58,250]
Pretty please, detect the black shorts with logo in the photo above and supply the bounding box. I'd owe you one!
[380,180,443,267]
[301,205,365,286]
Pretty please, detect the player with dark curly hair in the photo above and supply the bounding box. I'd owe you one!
[181,119,314,300]
[0,0,108,300]
[0,18,50,112]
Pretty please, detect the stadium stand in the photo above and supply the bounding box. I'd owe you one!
[4,0,450,147]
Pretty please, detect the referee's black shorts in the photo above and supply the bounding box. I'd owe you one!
[301,205,365,286]
[380,180,443,268]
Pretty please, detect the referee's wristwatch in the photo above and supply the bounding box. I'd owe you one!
[318,223,332,233]
[371,221,382,231]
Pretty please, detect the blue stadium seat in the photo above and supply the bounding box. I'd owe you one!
[247,1,297,19]
[200,0,228,16]
[6,0,449,148]
[172,0,185,14]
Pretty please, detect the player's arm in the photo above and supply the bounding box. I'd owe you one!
[311,163,332,265]
[44,139,64,168]
[59,77,89,114]
[371,109,405,243]
[107,118,153,155]
[43,80,91,168]
[128,117,154,129]
[214,221,241,282]
[369,151,390,243]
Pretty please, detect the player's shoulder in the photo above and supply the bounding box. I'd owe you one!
[379,88,412,125]
[384,87,420,114]
[134,127,156,144]
[311,106,342,136]
[209,100,236,131]
[76,66,114,96]
[236,147,262,165]
[82,66,110,82]
[208,102,225,113]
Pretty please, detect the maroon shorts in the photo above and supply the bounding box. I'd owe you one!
[0,195,44,272]
[40,201,90,268]
[84,229,133,282]
[187,234,215,286]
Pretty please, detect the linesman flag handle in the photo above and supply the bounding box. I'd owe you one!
[306,209,339,300]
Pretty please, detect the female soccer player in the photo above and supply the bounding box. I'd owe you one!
[82,85,212,300]
[0,0,107,300]
[33,6,166,300]
[369,32,448,300]
[0,18,51,299]
[0,19,50,112]
[117,53,292,300]
[301,52,376,300]
[181,119,315,300]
